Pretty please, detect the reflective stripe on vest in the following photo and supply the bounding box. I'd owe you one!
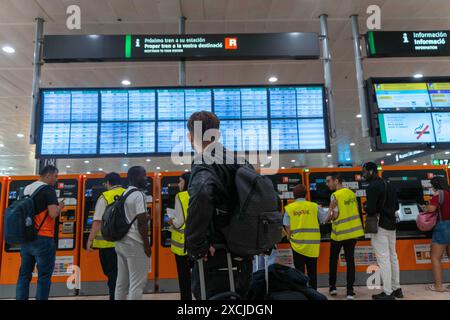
[171,191,189,256]
[93,187,126,249]
[285,200,321,258]
[331,188,365,241]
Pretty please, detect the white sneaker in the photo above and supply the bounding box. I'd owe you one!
[346,294,355,300]
[329,289,337,296]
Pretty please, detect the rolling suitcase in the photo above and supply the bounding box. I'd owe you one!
[197,251,242,300]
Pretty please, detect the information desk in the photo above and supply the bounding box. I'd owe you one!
[78,173,156,296]
[0,175,82,298]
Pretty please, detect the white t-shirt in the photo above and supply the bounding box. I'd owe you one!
[122,186,148,244]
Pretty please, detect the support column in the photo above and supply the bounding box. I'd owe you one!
[179,16,186,86]
[319,14,336,139]
[350,15,370,138]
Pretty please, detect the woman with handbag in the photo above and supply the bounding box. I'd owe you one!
[422,176,450,292]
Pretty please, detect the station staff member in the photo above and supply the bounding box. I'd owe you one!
[325,173,364,300]
[283,184,326,290]
[169,172,193,300]
[87,172,125,301]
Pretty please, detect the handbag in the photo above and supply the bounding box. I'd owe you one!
[416,190,443,231]
[364,180,388,234]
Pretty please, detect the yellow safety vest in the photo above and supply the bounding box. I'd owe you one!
[92,187,126,249]
[285,200,321,258]
[331,188,365,241]
[171,191,189,256]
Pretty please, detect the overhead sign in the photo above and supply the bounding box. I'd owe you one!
[43,33,320,63]
[366,31,450,58]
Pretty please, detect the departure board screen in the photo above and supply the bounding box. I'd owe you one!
[38,85,328,157]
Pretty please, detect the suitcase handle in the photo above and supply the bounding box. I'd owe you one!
[197,252,236,300]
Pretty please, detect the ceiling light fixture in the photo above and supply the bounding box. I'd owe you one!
[146,159,151,162]
[98,168,103,171]
[156,166,161,170]
[356,114,362,118]
[121,79,131,86]
[123,163,128,167]
[291,159,296,163]
[84,160,89,164]
[268,76,278,83]
[2,46,15,53]
[350,142,356,147]
[66,165,71,168]
[0,144,4,147]
[413,73,423,79]
[327,154,332,158]
[386,153,392,156]
[17,133,24,138]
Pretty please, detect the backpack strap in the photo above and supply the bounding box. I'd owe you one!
[437,190,445,221]
[32,184,52,233]
[122,188,143,225]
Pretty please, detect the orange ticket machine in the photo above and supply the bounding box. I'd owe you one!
[157,171,184,293]
[0,177,7,272]
[380,165,450,283]
[259,168,304,268]
[0,175,82,298]
[78,173,156,296]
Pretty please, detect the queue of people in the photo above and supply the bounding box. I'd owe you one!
[11,111,450,300]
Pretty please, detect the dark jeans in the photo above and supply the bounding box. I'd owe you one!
[16,236,56,300]
[175,254,193,300]
[191,249,253,300]
[329,238,356,292]
[99,247,118,301]
[292,251,318,290]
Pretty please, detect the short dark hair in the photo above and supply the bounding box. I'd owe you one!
[180,172,191,191]
[431,176,449,191]
[187,111,220,137]
[128,166,145,183]
[363,162,378,173]
[104,172,121,186]
[39,165,58,177]
[293,184,307,199]
[328,173,343,184]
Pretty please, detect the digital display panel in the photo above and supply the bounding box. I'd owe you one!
[378,113,435,144]
[38,85,328,157]
[374,83,431,110]
[369,78,450,150]
[428,83,450,108]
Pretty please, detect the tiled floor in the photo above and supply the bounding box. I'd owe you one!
[48,283,450,300]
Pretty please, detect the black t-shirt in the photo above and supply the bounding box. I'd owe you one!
[28,184,59,214]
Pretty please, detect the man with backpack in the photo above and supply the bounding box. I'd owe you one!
[15,165,65,300]
[362,162,403,300]
[86,172,125,300]
[185,111,282,300]
[114,166,151,300]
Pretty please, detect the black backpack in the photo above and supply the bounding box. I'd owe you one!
[101,189,140,242]
[223,166,283,257]
[4,184,48,245]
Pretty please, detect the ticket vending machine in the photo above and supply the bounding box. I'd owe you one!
[78,173,156,296]
[380,165,450,283]
[259,168,304,269]
[0,177,7,272]
[0,175,82,298]
[157,171,184,293]
[304,167,372,287]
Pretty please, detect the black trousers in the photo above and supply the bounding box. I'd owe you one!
[175,254,193,300]
[292,251,318,290]
[99,247,118,300]
[329,238,356,291]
